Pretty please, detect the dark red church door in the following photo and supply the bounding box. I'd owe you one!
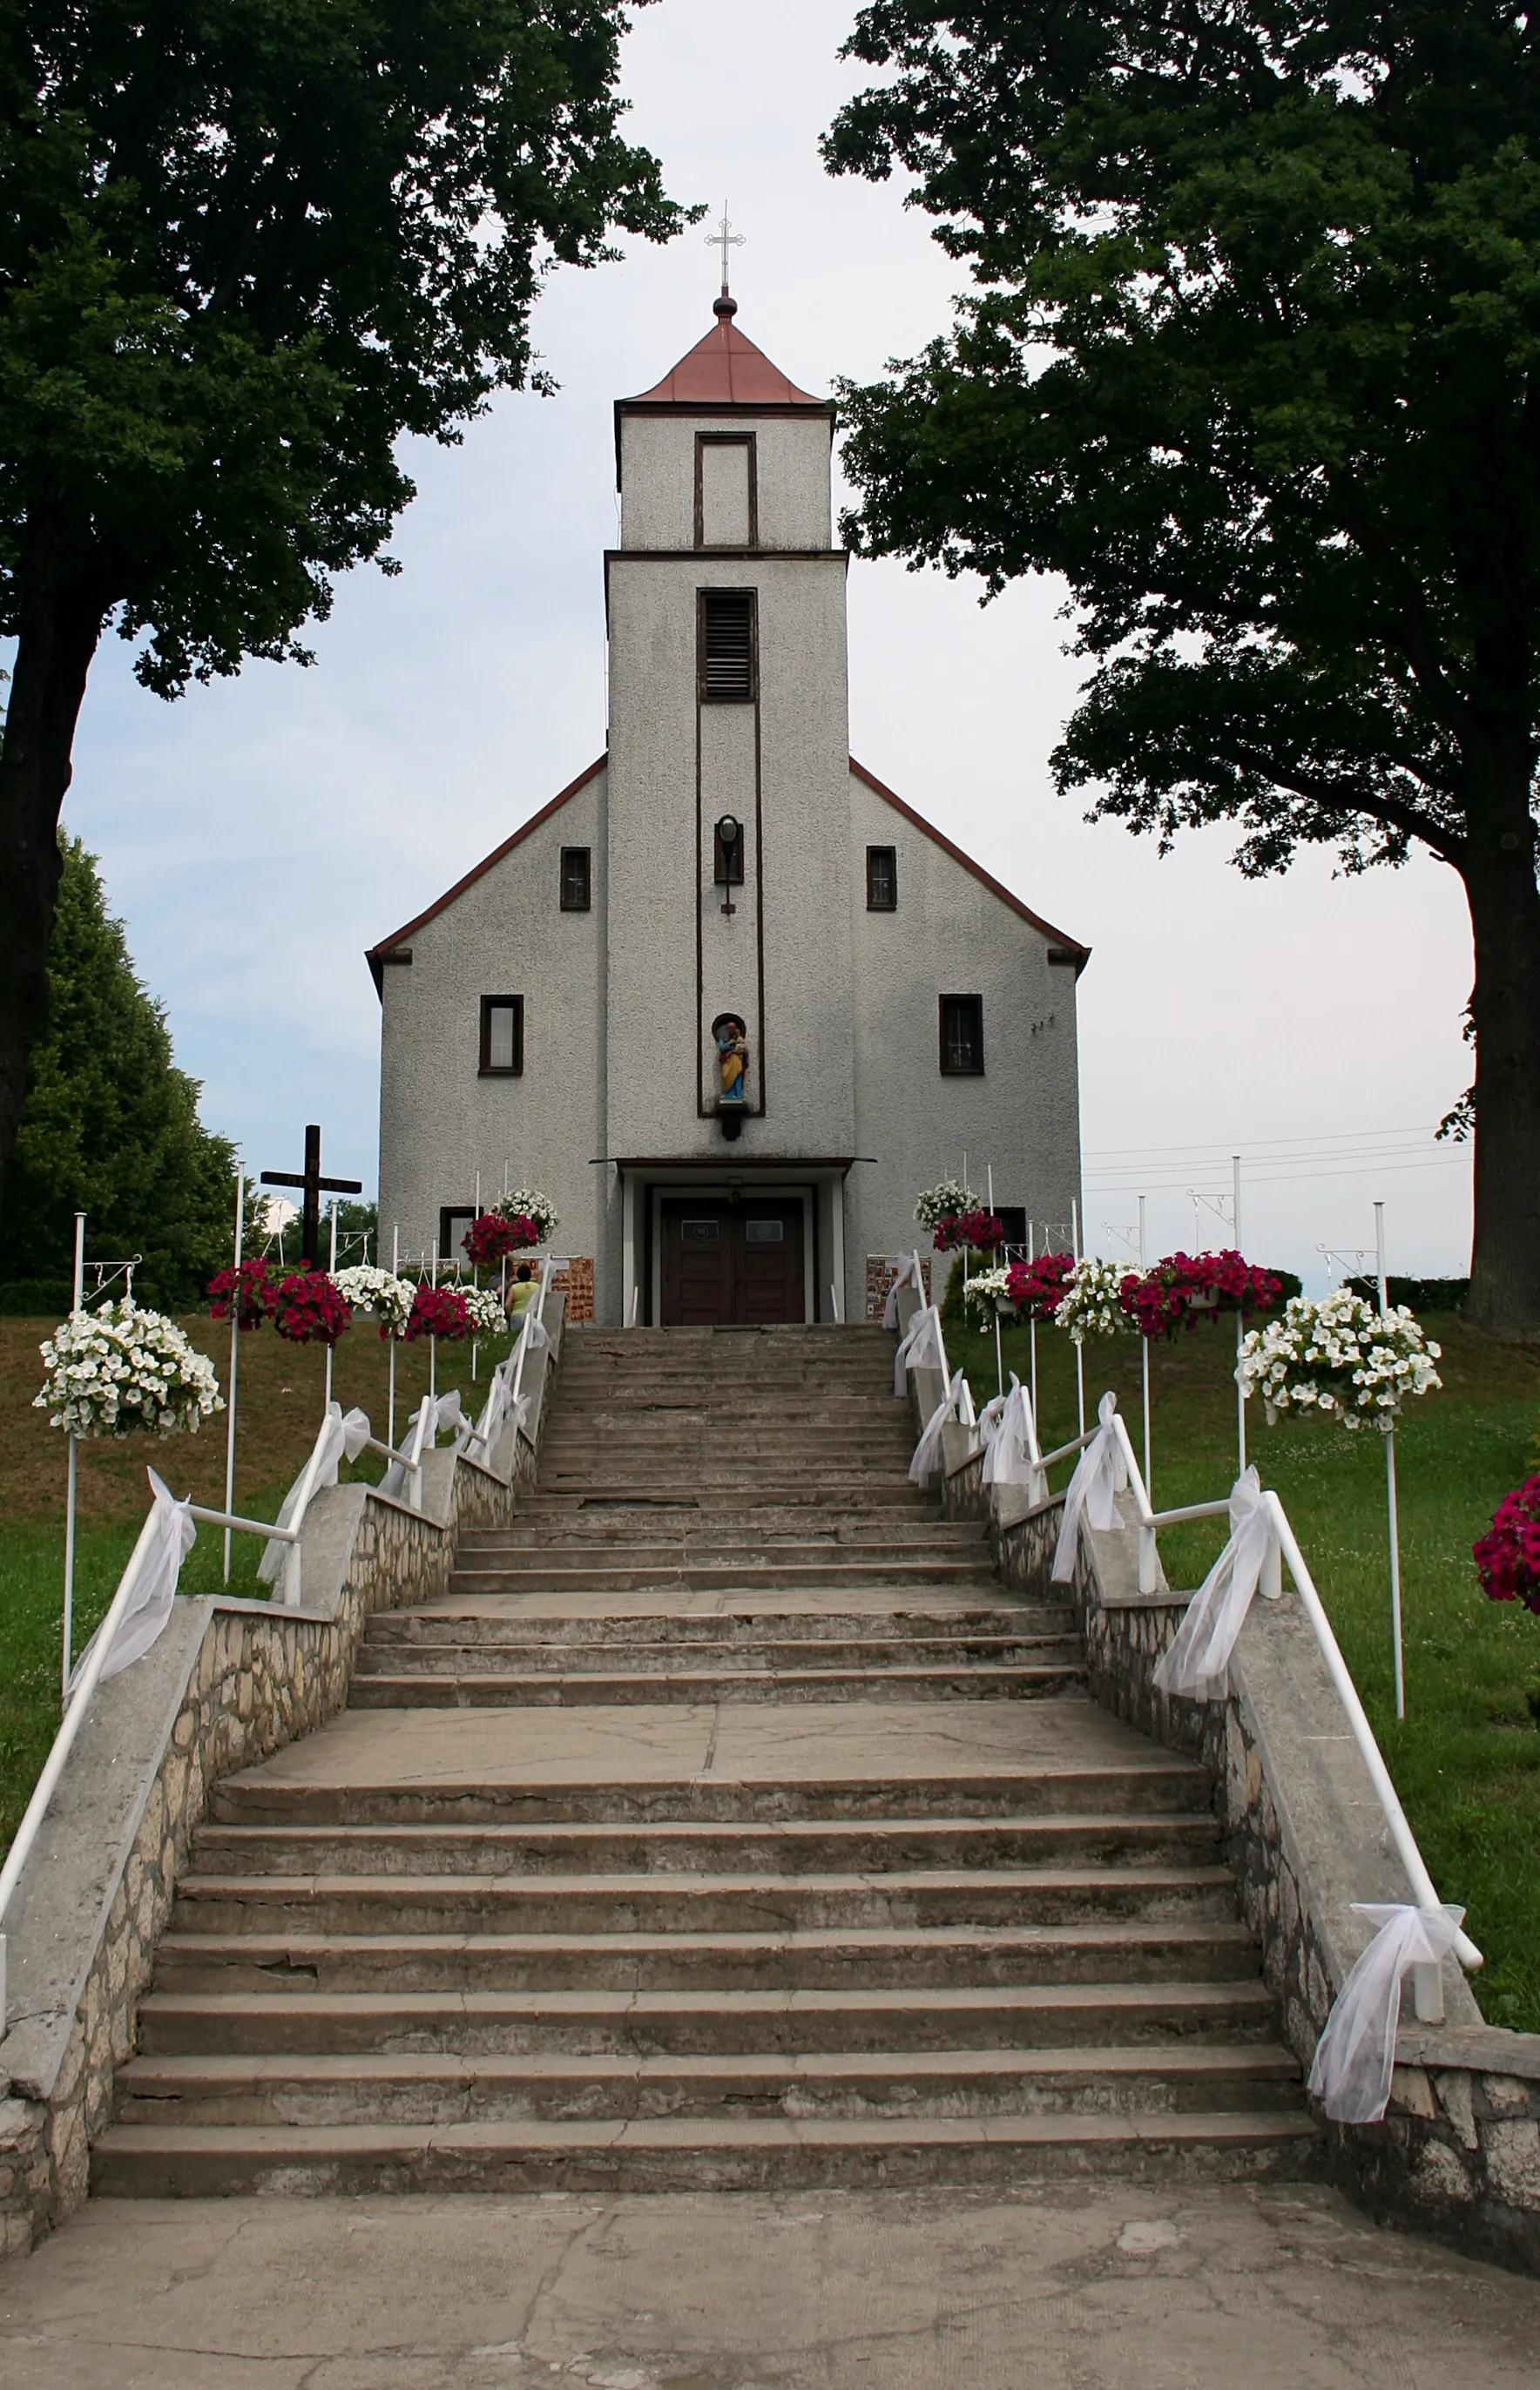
[659,1198,805,1326]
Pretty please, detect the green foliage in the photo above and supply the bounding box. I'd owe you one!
[0,1,688,692]
[0,834,240,1308]
[1345,1274,1469,1313]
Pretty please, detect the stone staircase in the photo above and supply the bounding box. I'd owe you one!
[95,1323,1316,2194]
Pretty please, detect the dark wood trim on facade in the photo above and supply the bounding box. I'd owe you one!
[693,431,758,550]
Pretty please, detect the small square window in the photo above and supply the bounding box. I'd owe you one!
[866,846,897,911]
[560,847,591,911]
[995,1206,1028,1250]
[939,994,983,1076]
[440,1207,476,1266]
[479,995,523,1076]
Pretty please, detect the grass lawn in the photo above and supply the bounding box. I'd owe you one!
[947,1303,1540,2033]
[0,1310,518,1864]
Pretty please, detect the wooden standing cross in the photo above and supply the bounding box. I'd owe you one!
[261,1124,362,1269]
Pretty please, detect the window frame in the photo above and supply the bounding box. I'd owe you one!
[938,993,984,1077]
[694,431,758,550]
[440,1207,476,1266]
[697,587,758,705]
[866,845,898,912]
[478,993,524,1077]
[559,846,591,913]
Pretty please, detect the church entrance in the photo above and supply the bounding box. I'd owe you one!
[659,1197,806,1327]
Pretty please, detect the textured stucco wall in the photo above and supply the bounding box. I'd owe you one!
[377,770,607,1267]
[845,766,1083,1305]
[618,413,834,553]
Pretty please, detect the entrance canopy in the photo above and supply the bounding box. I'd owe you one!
[611,1157,858,1329]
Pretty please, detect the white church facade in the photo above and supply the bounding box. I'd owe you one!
[368,295,1087,1327]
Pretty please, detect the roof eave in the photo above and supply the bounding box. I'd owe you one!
[849,757,1091,973]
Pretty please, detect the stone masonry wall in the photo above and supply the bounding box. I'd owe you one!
[1,1320,560,2257]
[936,1446,1540,2277]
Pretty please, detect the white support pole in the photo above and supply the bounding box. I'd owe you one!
[324,1199,339,1415]
[1028,1220,1038,1434]
[1233,1155,1246,1477]
[1139,1192,1152,1505]
[61,1210,85,1704]
[1376,1199,1407,1721]
[988,1165,1003,1396]
[429,1239,438,1403]
[223,1170,245,1584]
[471,1172,481,1381]
[1071,1198,1084,1438]
[389,1224,400,1453]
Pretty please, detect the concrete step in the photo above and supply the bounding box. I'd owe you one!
[364,1614,1066,1651]
[90,2108,1320,2198]
[210,1758,1215,1828]
[345,1662,1086,1708]
[113,2042,1303,2128]
[354,1634,1081,1672]
[170,1865,1238,1939]
[516,1488,936,1511]
[186,1812,1226,1879]
[445,1563,998,1595]
[149,1918,1262,1995]
[135,1976,1284,2058]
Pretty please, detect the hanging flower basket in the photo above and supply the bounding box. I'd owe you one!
[207,1256,279,1331]
[1053,1258,1140,1347]
[961,1266,1013,1327]
[463,1284,508,1335]
[1120,1251,1284,1341]
[274,1269,352,1348]
[1237,1290,1442,1431]
[404,1282,472,1343]
[1473,1476,1540,1615]
[1003,1252,1075,1321]
[35,1301,225,1439]
[494,1185,559,1245]
[932,1209,1005,1254]
[463,1212,534,1267]
[333,1265,415,1338]
[914,1179,976,1234]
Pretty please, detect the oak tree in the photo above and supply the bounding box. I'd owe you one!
[825,1,1540,1334]
[0,1,685,1213]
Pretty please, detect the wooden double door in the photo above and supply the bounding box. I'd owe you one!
[659,1197,806,1327]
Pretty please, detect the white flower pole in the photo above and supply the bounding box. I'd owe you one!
[1233,1154,1247,1477]
[1139,1194,1152,1503]
[62,1210,84,1699]
[221,1171,243,1585]
[429,1238,439,1403]
[324,1199,340,1415]
[987,1165,1004,1400]
[1028,1222,1039,1431]
[471,1171,481,1383]
[1071,1198,1085,1437]
[389,1224,400,1449]
[1376,1200,1407,1720]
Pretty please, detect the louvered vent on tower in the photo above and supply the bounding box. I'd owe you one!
[699,589,757,703]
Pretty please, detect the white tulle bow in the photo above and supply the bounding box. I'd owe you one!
[1050,1393,1125,1582]
[910,1368,965,1486]
[983,1376,1039,1489]
[70,1468,196,1690]
[1307,1903,1467,2122]
[1152,1467,1276,1701]
[260,1401,372,1583]
[882,1255,920,1331]
[894,1302,944,1396]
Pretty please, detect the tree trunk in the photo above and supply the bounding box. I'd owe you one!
[1462,764,1540,1339]
[0,536,107,1222]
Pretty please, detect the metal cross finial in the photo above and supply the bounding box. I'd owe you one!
[706,208,744,293]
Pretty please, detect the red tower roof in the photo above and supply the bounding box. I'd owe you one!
[623,299,824,409]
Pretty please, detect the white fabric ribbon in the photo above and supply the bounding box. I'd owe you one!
[983,1376,1040,1489]
[70,1468,195,1690]
[462,1354,532,1460]
[259,1401,372,1583]
[1307,1903,1467,2123]
[881,1255,919,1331]
[910,1368,965,1486]
[1152,1467,1276,1700]
[894,1302,944,1397]
[379,1388,465,1502]
[1050,1392,1125,1582]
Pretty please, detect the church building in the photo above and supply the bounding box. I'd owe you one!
[368,293,1088,1327]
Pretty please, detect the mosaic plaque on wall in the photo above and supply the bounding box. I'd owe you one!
[865,1253,931,1322]
[553,1256,595,1325]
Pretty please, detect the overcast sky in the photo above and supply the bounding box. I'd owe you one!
[40,0,1473,1287]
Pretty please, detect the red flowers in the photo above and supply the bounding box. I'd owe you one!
[1474,1477,1540,1614]
[1004,1252,1075,1320]
[932,1210,1004,1252]
[273,1269,352,1347]
[207,1257,278,1331]
[404,1282,472,1342]
[462,1212,537,1267]
[1118,1251,1283,1341]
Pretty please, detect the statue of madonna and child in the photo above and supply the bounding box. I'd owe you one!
[713,1012,748,1107]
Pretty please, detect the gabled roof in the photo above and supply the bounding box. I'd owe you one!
[851,758,1091,974]
[364,756,605,996]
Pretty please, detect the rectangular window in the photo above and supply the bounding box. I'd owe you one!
[866,846,897,911]
[440,1207,476,1266]
[995,1205,1028,1250]
[939,994,984,1076]
[699,588,757,703]
[560,847,591,912]
[681,1219,720,1243]
[479,994,524,1076]
[696,435,755,548]
[744,1219,784,1244]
